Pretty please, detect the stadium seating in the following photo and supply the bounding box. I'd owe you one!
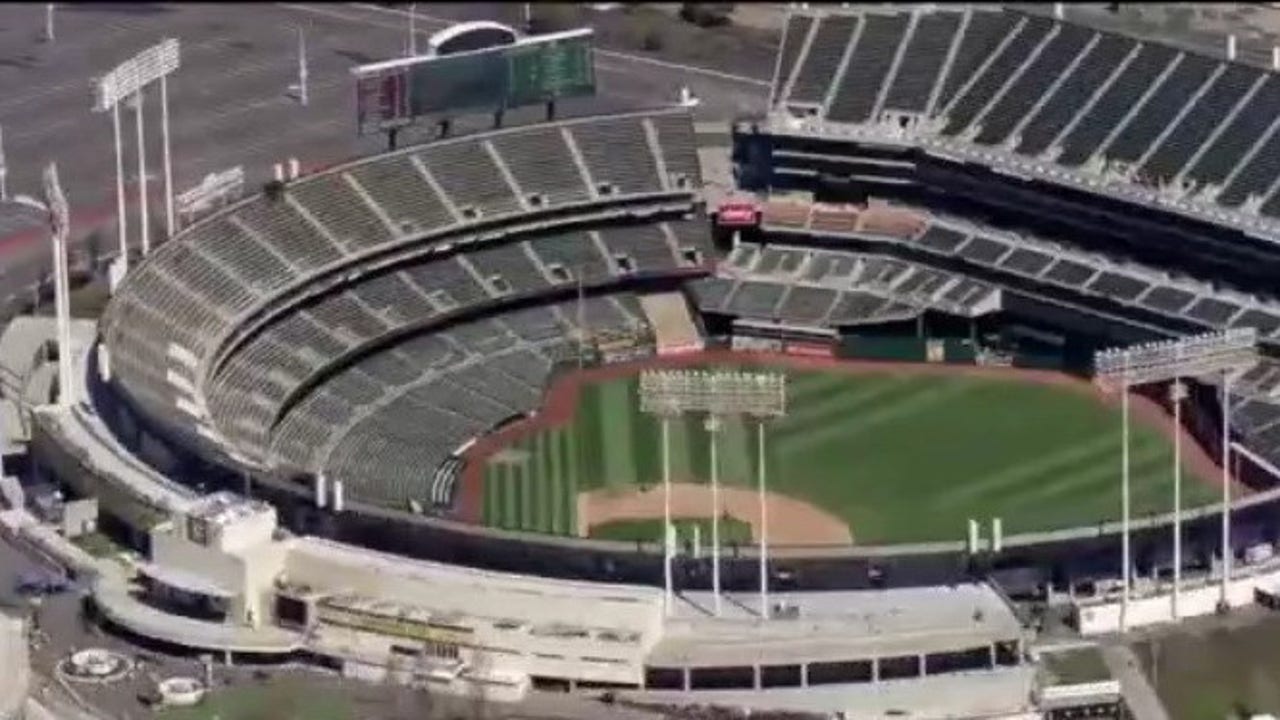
[102,108,707,481]
[694,241,996,326]
[758,200,1280,344]
[770,5,1280,224]
[269,294,649,511]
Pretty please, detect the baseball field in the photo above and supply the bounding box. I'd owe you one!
[480,362,1223,546]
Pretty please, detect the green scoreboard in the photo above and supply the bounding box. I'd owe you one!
[506,34,595,107]
[355,28,596,135]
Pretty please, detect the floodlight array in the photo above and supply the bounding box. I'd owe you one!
[639,369,787,418]
[1094,328,1258,388]
[93,38,180,112]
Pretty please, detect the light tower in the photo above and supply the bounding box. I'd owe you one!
[1094,328,1258,631]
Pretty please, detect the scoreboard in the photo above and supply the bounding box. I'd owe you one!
[354,28,595,135]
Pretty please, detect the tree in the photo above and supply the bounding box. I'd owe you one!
[679,4,734,28]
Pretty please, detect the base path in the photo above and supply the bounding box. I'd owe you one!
[577,481,854,546]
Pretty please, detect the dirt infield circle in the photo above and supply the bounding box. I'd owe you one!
[577,482,854,545]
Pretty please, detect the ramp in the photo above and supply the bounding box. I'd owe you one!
[638,292,702,356]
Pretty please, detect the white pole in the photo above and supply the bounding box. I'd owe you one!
[758,419,769,620]
[134,90,149,256]
[160,74,174,240]
[44,4,54,43]
[1221,372,1233,606]
[52,217,71,407]
[0,125,7,202]
[112,102,128,275]
[1171,379,1183,620]
[1120,368,1131,632]
[298,27,308,107]
[408,4,417,56]
[708,415,721,617]
[662,416,673,616]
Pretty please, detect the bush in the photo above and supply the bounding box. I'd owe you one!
[680,3,734,28]
[528,4,579,34]
[626,17,666,52]
[641,26,665,51]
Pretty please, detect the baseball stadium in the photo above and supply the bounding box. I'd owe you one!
[11,3,1280,718]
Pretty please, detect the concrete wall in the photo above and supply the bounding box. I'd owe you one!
[0,614,30,720]
[1075,564,1280,634]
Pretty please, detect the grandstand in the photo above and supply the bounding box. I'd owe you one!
[101,108,714,516]
[757,4,1280,292]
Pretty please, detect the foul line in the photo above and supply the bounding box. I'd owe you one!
[279,2,771,89]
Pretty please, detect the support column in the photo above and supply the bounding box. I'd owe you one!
[112,101,128,274]
[1171,379,1185,619]
[52,219,72,408]
[662,416,673,616]
[707,415,722,617]
[0,125,7,202]
[160,74,174,239]
[1120,369,1131,632]
[800,662,808,688]
[134,90,149,256]
[297,27,308,107]
[758,419,769,620]
[1221,371,1233,606]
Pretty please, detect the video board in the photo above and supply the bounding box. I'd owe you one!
[354,28,595,135]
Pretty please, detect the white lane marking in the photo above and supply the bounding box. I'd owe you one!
[279,3,771,88]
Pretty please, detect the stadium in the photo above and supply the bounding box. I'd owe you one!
[10,3,1280,718]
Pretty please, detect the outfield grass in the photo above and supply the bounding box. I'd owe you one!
[588,516,753,545]
[483,365,1219,545]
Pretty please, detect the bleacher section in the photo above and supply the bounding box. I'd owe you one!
[770,5,1280,234]
[757,200,1280,345]
[693,241,991,327]
[269,295,646,512]
[102,109,709,505]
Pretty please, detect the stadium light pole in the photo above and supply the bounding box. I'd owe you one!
[1094,328,1258,631]
[1170,379,1187,620]
[1221,371,1233,608]
[662,415,673,615]
[95,41,179,267]
[757,418,769,619]
[15,165,73,406]
[133,89,149,256]
[111,101,127,274]
[160,73,174,239]
[707,413,722,617]
[297,26,309,107]
[1120,354,1131,631]
[0,125,7,202]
